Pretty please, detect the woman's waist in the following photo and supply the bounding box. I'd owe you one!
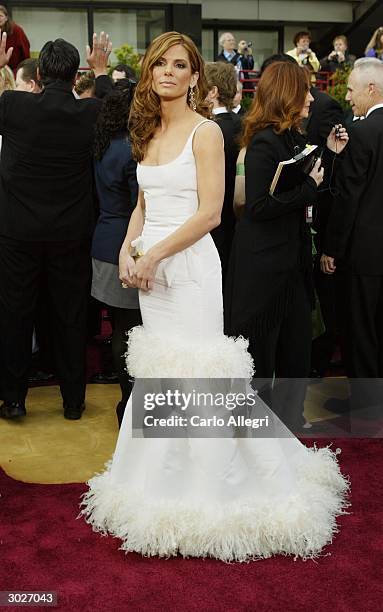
[140,228,215,250]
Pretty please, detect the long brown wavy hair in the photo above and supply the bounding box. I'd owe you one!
[129,31,210,161]
[241,61,310,147]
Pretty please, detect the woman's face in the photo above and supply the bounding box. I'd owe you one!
[299,90,314,118]
[0,11,7,27]
[151,44,198,103]
[297,36,310,51]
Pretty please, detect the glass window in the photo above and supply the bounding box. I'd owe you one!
[93,9,166,60]
[202,29,214,62]
[12,7,88,66]
[218,29,279,72]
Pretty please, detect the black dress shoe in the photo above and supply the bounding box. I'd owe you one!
[64,402,85,420]
[0,401,26,419]
[28,370,55,384]
[89,372,119,384]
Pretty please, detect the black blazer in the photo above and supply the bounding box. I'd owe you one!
[0,79,111,241]
[224,127,318,336]
[324,107,383,274]
[94,74,114,99]
[303,87,344,251]
[91,133,138,265]
[210,111,242,274]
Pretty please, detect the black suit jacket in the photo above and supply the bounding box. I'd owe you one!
[94,74,114,99]
[324,107,383,274]
[303,87,344,252]
[210,111,242,276]
[224,127,318,335]
[0,79,108,241]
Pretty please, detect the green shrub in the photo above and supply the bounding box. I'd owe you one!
[328,66,352,112]
[111,43,141,76]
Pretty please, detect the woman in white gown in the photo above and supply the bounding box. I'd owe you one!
[81,32,349,562]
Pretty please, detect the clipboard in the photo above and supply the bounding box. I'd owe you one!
[269,144,318,195]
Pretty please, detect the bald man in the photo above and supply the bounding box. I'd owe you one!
[322,57,383,415]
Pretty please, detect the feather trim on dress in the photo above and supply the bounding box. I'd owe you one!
[80,445,350,563]
[125,325,255,379]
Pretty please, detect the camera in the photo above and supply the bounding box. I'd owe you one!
[247,42,252,47]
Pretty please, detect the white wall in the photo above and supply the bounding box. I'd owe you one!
[128,0,354,23]
[13,7,89,64]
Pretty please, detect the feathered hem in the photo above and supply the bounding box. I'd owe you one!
[79,446,350,563]
[125,326,255,379]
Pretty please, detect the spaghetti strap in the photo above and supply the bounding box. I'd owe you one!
[187,118,223,151]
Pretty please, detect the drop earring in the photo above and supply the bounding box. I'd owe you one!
[189,85,197,111]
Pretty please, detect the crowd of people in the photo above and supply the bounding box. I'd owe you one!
[1,9,382,560]
[0,19,382,430]
[216,27,383,86]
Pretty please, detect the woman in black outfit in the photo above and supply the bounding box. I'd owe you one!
[225,61,348,430]
[91,79,142,426]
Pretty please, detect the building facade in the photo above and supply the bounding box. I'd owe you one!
[6,0,362,67]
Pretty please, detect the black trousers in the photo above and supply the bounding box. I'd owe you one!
[344,273,383,411]
[248,276,312,429]
[346,274,383,377]
[0,236,91,406]
[312,259,337,374]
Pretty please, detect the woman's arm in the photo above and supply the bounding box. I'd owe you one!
[119,189,145,285]
[245,133,320,221]
[233,147,246,218]
[133,121,224,290]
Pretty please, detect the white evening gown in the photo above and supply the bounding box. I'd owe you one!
[81,120,349,562]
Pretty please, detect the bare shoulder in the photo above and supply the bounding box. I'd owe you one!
[193,119,223,153]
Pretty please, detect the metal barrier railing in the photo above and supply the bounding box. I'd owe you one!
[76,68,336,94]
[240,70,335,95]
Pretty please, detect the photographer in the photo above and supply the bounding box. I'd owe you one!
[286,31,320,81]
[321,35,355,74]
[216,32,255,76]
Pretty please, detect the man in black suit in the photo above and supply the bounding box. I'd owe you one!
[0,32,111,420]
[303,85,344,377]
[322,57,383,412]
[205,61,242,284]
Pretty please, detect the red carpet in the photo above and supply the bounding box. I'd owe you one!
[1,439,382,612]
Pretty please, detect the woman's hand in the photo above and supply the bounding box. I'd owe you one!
[119,252,137,288]
[327,125,349,154]
[309,157,324,187]
[134,250,160,291]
